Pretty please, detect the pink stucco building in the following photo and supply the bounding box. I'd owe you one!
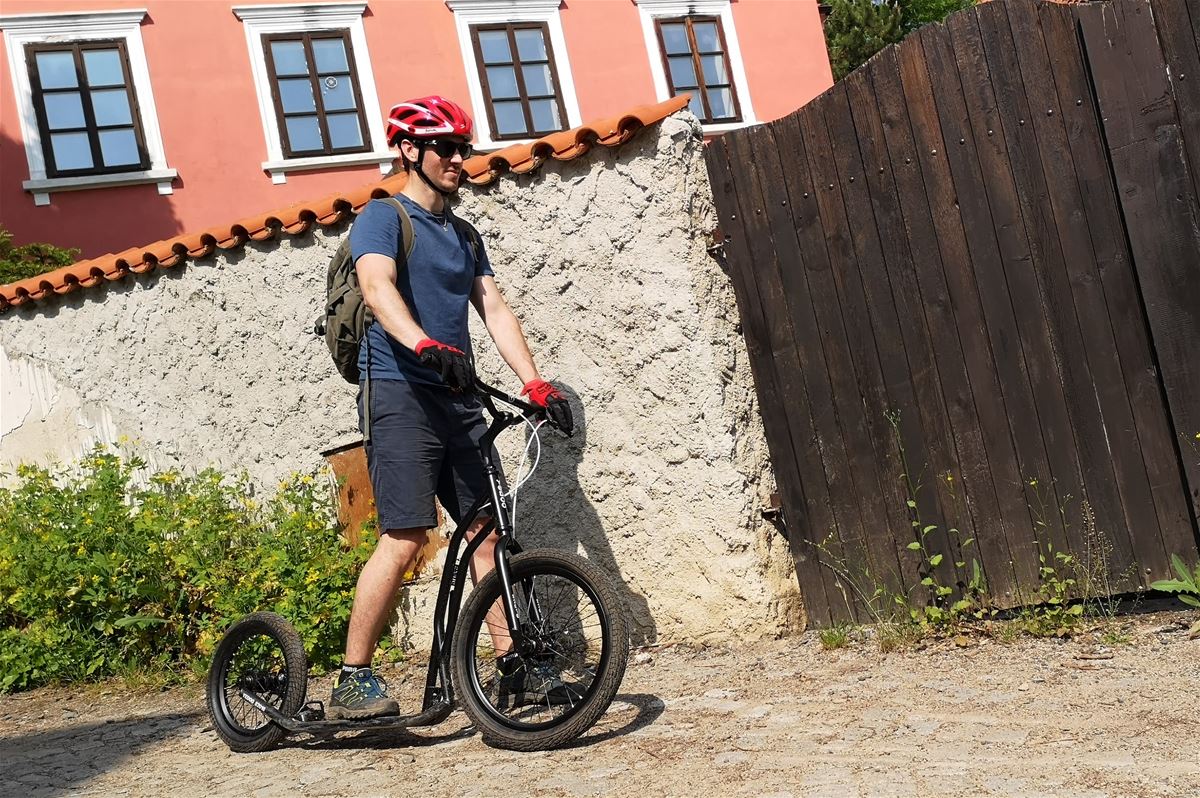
[0,0,832,259]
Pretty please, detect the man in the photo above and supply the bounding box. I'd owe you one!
[331,96,572,719]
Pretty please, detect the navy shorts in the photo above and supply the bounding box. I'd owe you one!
[358,379,501,531]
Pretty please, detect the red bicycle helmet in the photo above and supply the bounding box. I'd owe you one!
[385,96,473,144]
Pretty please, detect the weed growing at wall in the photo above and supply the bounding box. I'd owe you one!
[812,410,1148,652]
[0,447,375,693]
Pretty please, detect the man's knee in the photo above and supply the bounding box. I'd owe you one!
[465,516,493,539]
[374,527,430,557]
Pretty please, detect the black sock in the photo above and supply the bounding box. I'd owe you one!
[340,664,368,682]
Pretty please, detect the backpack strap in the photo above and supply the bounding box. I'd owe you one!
[379,196,416,262]
[361,195,414,446]
[447,208,483,266]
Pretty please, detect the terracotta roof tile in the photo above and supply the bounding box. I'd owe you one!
[0,95,689,311]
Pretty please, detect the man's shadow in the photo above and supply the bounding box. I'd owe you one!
[512,384,657,646]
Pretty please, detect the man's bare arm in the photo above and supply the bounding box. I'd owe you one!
[470,275,540,384]
[357,253,426,350]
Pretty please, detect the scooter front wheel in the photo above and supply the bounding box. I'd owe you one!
[452,549,628,750]
[206,611,307,753]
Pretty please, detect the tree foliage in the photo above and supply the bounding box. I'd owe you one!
[825,0,977,81]
[0,226,79,285]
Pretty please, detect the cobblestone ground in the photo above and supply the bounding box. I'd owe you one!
[2,610,1197,798]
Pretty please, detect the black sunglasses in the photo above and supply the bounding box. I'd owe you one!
[426,139,473,159]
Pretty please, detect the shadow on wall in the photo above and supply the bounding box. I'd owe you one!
[0,125,184,261]
[518,384,657,646]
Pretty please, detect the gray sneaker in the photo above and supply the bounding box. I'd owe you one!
[328,668,400,719]
[497,657,578,709]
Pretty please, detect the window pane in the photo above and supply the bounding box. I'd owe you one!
[486,66,519,99]
[660,23,690,55]
[686,93,703,119]
[529,98,560,133]
[285,115,323,151]
[694,22,720,52]
[99,128,140,165]
[50,132,92,170]
[493,100,526,136]
[700,54,728,86]
[35,51,78,89]
[708,87,736,120]
[83,50,124,87]
[327,112,363,149]
[91,89,133,126]
[270,40,309,76]
[319,75,356,111]
[522,63,554,97]
[514,28,546,61]
[668,56,697,89]
[478,30,511,64]
[44,92,85,129]
[311,38,349,73]
[279,78,316,113]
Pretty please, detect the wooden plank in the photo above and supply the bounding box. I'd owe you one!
[997,0,1155,587]
[745,116,881,623]
[895,35,1030,606]
[795,95,918,605]
[703,133,839,626]
[945,7,1091,576]
[1079,0,1200,559]
[728,125,853,624]
[869,46,1014,605]
[843,65,966,600]
[794,103,902,618]
[1151,0,1200,201]
[974,0,1148,588]
[1038,1,1197,573]
[809,81,934,602]
[915,21,1044,602]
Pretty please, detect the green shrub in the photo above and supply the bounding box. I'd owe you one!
[0,226,80,285]
[824,0,978,82]
[826,0,904,81]
[0,447,375,692]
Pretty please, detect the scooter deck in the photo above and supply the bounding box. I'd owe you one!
[242,690,455,733]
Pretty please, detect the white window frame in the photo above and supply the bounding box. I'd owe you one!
[0,9,177,207]
[633,0,757,133]
[232,1,392,184]
[445,0,582,151]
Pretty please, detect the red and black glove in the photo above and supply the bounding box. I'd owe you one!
[415,338,475,392]
[522,379,573,435]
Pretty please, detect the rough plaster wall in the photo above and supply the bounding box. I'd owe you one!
[0,112,803,642]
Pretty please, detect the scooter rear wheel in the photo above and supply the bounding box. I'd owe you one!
[206,612,307,753]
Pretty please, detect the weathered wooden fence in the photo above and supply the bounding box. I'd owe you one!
[706,0,1200,625]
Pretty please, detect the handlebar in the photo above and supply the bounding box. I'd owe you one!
[470,377,543,421]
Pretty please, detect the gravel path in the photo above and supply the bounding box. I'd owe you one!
[2,610,1197,798]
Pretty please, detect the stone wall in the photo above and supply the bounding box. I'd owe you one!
[0,112,803,643]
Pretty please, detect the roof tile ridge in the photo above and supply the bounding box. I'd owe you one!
[1,96,690,311]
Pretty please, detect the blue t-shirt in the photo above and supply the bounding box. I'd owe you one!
[350,194,493,385]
